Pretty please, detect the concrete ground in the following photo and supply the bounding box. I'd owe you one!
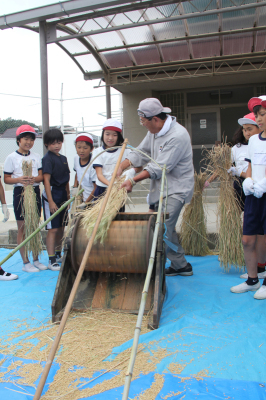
[0,202,219,246]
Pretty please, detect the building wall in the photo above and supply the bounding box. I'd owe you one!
[122,89,152,147]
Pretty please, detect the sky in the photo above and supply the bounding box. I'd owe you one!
[0,1,121,135]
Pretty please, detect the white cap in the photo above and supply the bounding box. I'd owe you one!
[137,98,171,118]
[102,119,122,132]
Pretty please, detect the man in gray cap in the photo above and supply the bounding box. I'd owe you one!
[117,97,194,276]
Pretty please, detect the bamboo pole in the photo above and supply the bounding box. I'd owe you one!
[33,139,128,400]
[122,165,167,400]
[0,188,84,268]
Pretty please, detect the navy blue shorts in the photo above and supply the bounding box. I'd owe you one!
[93,185,125,212]
[243,194,266,236]
[42,187,68,230]
[13,186,41,221]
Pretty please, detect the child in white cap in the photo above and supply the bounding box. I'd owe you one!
[4,125,46,273]
[72,132,96,204]
[93,119,134,210]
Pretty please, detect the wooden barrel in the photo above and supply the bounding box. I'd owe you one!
[71,215,155,274]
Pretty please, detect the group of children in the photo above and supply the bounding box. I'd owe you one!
[2,96,266,302]
[230,95,266,299]
[0,118,133,281]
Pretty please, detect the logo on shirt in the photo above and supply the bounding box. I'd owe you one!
[159,145,163,152]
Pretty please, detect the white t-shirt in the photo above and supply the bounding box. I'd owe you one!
[246,133,266,183]
[73,154,96,201]
[93,147,131,187]
[231,143,249,174]
[4,151,42,187]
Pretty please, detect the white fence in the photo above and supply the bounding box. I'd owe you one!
[0,134,85,209]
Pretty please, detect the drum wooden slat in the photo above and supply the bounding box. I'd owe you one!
[71,218,154,274]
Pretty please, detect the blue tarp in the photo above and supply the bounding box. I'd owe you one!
[1,249,266,399]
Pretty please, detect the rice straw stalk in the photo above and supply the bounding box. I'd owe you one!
[204,143,245,271]
[21,160,43,259]
[180,171,210,256]
[80,176,128,244]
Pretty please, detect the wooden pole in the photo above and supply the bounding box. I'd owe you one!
[33,139,128,400]
[0,189,84,269]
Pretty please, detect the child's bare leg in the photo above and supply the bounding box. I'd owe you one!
[256,235,266,265]
[46,228,58,256]
[17,220,29,264]
[46,228,61,271]
[243,235,258,278]
[231,234,260,293]
[55,226,64,253]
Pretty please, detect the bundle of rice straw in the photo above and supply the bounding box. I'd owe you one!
[204,143,245,271]
[81,176,128,244]
[180,171,210,256]
[21,161,43,258]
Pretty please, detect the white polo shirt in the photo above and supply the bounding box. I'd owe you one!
[93,147,131,187]
[73,154,96,201]
[231,143,249,174]
[246,133,266,183]
[4,151,42,187]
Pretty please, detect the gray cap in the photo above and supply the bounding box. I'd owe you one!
[137,98,171,118]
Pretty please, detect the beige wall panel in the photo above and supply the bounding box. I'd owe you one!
[123,89,152,147]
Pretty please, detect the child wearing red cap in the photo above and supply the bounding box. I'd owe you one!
[231,96,266,299]
[72,132,96,204]
[93,119,133,210]
[3,125,46,273]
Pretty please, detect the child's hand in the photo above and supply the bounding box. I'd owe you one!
[19,176,31,186]
[49,201,58,214]
[120,179,133,193]
[28,176,35,185]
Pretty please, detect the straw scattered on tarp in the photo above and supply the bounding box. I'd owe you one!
[81,176,128,244]
[204,143,245,271]
[0,310,192,400]
[180,171,210,256]
[21,160,42,259]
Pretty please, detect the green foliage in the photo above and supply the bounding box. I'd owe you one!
[0,118,38,134]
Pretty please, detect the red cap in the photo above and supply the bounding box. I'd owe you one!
[248,96,266,112]
[75,132,93,145]
[238,112,257,126]
[16,125,37,137]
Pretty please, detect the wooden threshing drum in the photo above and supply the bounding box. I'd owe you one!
[71,216,155,275]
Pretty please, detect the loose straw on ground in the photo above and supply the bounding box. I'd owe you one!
[180,171,210,256]
[33,139,129,400]
[204,143,245,271]
[21,161,43,259]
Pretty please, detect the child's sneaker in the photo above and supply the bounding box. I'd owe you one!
[56,255,63,263]
[33,260,48,271]
[230,281,260,293]
[240,271,266,279]
[0,271,18,281]
[48,261,60,271]
[22,263,40,273]
[254,285,266,300]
